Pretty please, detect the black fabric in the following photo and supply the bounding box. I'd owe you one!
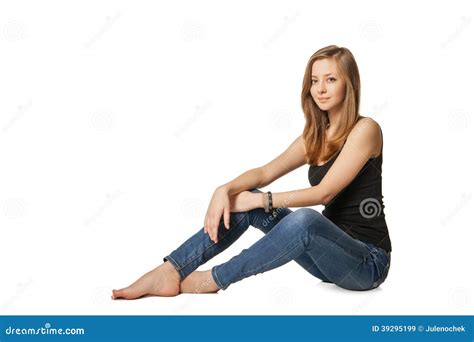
[307,133,392,253]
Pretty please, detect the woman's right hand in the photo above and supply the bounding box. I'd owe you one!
[204,186,231,243]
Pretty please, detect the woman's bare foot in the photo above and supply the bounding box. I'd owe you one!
[111,261,181,299]
[179,270,220,294]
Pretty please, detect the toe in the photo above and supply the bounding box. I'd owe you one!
[112,288,136,300]
[111,289,123,299]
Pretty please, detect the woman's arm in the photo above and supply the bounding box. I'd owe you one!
[266,186,328,208]
[205,135,307,243]
[219,134,307,195]
[218,167,265,196]
[250,118,382,210]
[228,185,327,213]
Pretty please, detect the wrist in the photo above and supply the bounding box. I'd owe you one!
[217,185,230,194]
[260,192,266,209]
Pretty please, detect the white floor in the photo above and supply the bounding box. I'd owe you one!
[2,228,472,316]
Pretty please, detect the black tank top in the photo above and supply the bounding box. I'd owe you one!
[307,131,392,253]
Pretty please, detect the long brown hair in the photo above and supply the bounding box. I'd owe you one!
[302,45,362,165]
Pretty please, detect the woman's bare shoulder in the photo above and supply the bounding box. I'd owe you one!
[349,116,382,158]
[357,115,380,126]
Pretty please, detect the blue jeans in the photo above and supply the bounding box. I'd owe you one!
[163,188,391,291]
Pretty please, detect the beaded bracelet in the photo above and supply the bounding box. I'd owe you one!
[264,192,269,212]
[268,191,273,212]
[265,191,274,213]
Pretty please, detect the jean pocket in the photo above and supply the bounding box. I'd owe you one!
[364,243,390,289]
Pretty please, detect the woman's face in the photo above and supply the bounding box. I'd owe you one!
[310,58,346,113]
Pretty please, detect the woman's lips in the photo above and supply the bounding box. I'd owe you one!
[318,97,330,101]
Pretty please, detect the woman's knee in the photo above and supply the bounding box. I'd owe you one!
[294,207,319,216]
[292,207,323,227]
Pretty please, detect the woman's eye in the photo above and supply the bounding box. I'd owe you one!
[311,78,335,84]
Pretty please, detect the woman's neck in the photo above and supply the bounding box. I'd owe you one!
[327,108,342,128]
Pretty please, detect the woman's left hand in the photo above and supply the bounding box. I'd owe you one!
[229,191,261,213]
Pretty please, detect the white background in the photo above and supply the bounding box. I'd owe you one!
[1,0,473,315]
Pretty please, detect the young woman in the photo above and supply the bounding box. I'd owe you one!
[112,45,392,299]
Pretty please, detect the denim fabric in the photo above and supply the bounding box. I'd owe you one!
[164,188,391,291]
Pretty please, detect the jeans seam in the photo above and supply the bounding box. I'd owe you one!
[373,254,391,287]
[313,234,370,263]
[234,238,303,285]
[211,266,225,290]
[366,244,391,287]
[313,235,373,290]
[179,212,250,274]
[164,254,186,280]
